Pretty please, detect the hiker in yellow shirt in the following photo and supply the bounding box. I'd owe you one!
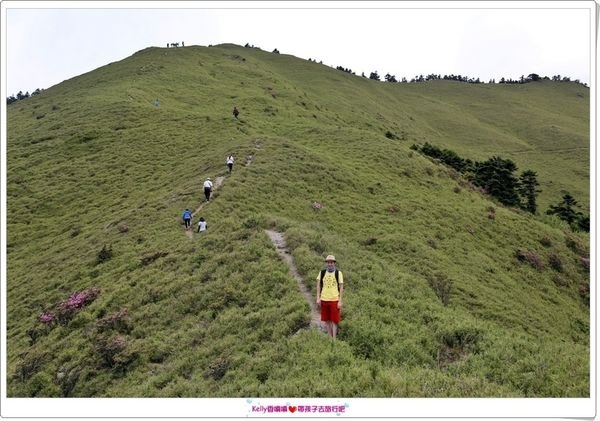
[316,254,344,339]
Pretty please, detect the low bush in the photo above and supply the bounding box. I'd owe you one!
[96,245,113,264]
[94,334,129,368]
[515,249,544,271]
[547,253,563,272]
[205,356,231,381]
[96,308,130,333]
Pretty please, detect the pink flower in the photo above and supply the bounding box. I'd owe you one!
[39,311,55,324]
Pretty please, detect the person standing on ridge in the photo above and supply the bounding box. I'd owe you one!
[316,254,344,340]
[226,155,234,173]
[197,216,208,233]
[182,208,192,230]
[203,178,214,202]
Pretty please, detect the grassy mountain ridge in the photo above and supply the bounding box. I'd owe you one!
[6,43,589,398]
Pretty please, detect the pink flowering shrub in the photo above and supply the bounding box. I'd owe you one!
[38,311,55,324]
[39,287,101,325]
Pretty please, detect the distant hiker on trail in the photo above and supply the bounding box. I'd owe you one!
[197,217,207,233]
[233,106,239,119]
[203,178,214,202]
[226,155,234,173]
[316,254,344,340]
[182,208,192,230]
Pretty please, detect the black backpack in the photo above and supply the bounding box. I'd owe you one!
[319,269,340,293]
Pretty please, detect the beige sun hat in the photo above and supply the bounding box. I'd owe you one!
[324,254,336,262]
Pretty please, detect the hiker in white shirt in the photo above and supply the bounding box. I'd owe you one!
[203,178,213,202]
[197,217,208,233]
[226,155,234,173]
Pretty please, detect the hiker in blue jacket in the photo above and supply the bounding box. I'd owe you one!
[182,208,192,230]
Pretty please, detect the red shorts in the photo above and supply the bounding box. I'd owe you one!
[320,300,341,324]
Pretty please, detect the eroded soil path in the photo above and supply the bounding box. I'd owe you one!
[184,175,226,239]
[184,138,261,239]
[265,229,321,329]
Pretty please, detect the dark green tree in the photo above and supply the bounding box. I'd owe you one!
[369,71,380,81]
[577,216,590,232]
[518,170,541,214]
[546,193,579,224]
[471,156,520,206]
[546,193,588,232]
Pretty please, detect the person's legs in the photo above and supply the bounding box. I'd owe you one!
[330,301,340,340]
[321,301,339,338]
[321,301,331,336]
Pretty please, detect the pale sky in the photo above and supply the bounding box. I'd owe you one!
[1,1,595,96]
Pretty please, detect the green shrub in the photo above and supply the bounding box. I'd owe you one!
[205,356,231,381]
[96,244,113,264]
[515,249,544,271]
[547,253,563,272]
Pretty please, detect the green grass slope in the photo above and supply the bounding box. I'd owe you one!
[6,44,590,397]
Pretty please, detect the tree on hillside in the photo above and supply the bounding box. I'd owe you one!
[336,66,354,74]
[419,142,472,173]
[16,91,28,100]
[527,73,540,81]
[369,71,380,81]
[272,48,280,54]
[546,193,581,226]
[549,193,590,232]
[518,170,541,214]
[384,73,397,82]
[471,156,520,206]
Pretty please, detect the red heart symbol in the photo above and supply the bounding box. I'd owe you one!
[289,406,297,413]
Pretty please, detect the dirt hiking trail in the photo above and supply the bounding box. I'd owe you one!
[265,229,322,330]
[184,175,226,239]
[183,139,261,239]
